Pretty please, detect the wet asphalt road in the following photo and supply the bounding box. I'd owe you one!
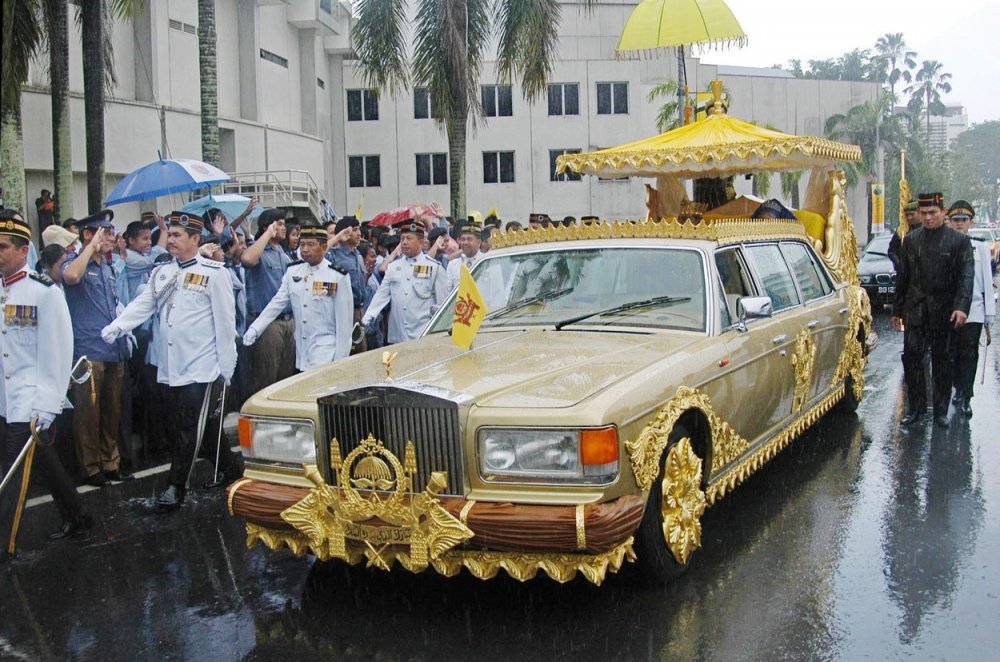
[2,311,998,661]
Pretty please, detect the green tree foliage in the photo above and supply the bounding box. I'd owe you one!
[905,60,953,142]
[1,0,43,215]
[950,121,1000,221]
[353,0,594,219]
[872,32,916,102]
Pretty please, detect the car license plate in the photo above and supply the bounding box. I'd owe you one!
[877,286,894,294]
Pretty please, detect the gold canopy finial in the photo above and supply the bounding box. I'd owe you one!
[708,80,727,116]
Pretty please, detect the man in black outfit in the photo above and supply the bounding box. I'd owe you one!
[887,199,919,271]
[890,192,975,428]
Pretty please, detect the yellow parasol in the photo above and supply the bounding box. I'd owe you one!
[616,0,747,123]
[616,0,747,56]
[557,83,861,180]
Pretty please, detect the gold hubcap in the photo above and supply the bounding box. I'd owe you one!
[659,437,707,565]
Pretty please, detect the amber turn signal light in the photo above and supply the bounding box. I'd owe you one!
[238,416,253,449]
[581,427,619,466]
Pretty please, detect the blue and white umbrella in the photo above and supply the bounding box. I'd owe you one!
[181,194,263,224]
[104,156,230,206]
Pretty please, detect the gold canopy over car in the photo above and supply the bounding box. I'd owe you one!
[227,82,873,585]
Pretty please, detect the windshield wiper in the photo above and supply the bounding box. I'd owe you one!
[484,287,575,322]
[554,295,691,330]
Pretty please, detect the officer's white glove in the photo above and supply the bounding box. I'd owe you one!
[32,411,56,431]
[101,323,123,344]
[222,373,233,386]
[361,316,375,333]
[242,327,259,346]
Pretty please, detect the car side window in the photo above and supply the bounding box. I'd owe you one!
[781,242,833,302]
[714,248,755,322]
[745,244,801,311]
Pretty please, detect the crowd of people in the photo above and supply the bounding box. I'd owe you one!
[0,195,557,562]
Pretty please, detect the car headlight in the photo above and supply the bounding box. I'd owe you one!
[477,427,618,484]
[238,416,316,464]
[860,274,873,284]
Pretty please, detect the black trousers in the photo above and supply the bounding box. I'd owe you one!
[165,383,211,487]
[953,322,983,400]
[902,323,957,416]
[1,418,83,551]
[164,381,234,487]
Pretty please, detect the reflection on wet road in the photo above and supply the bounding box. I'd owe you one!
[2,312,998,660]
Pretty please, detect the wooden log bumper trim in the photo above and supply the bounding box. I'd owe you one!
[227,479,645,555]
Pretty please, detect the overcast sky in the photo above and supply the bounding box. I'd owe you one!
[694,0,998,124]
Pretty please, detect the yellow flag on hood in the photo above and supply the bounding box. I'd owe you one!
[451,264,487,350]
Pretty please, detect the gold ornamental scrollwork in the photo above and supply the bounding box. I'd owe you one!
[625,385,750,491]
[829,285,872,401]
[660,437,707,565]
[791,327,817,414]
[279,434,474,571]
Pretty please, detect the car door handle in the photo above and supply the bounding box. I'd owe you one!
[839,307,849,314]
[771,334,788,344]
[807,320,819,329]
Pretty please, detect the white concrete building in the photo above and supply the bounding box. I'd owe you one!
[18,0,877,235]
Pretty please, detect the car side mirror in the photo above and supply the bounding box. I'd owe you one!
[736,296,772,332]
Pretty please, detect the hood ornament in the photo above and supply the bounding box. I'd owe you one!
[381,350,398,381]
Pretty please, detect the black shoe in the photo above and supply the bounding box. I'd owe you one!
[84,473,110,488]
[103,469,135,482]
[901,411,924,426]
[48,517,89,540]
[154,484,185,511]
[934,414,950,428]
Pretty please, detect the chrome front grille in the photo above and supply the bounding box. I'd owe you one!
[876,274,891,284]
[317,385,465,495]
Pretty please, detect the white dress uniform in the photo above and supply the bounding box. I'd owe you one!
[245,259,354,370]
[103,255,236,386]
[0,268,73,422]
[968,238,996,325]
[446,251,484,291]
[363,252,449,344]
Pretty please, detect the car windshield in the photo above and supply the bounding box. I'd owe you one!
[427,246,707,333]
[864,235,891,256]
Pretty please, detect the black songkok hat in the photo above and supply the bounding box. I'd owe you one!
[917,192,945,209]
[167,210,205,231]
[299,224,329,241]
[0,212,32,242]
[393,218,424,235]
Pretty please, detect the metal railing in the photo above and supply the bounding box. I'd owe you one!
[219,170,329,222]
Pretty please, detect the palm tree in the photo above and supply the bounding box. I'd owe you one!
[826,94,922,188]
[905,60,952,142]
[198,0,219,168]
[873,32,916,102]
[1,0,43,215]
[79,0,141,213]
[353,0,594,219]
[647,80,680,133]
[780,171,803,208]
[43,0,73,219]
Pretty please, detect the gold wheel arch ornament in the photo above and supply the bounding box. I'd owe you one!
[659,437,707,565]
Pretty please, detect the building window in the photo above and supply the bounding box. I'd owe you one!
[483,151,515,184]
[413,87,438,120]
[547,83,579,116]
[549,149,582,182]
[348,155,381,188]
[596,82,628,115]
[169,19,198,35]
[259,48,288,69]
[320,0,332,14]
[481,85,513,117]
[317,78,325,90]
[347,89,379,122]
[416,153,448,186]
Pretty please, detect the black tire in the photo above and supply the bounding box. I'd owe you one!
[634,424,698,584]
[836,374,860,413]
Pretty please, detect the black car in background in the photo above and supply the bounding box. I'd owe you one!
[858,234,895,307]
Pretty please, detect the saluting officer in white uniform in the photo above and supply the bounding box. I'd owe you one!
[362,219,449,344]
[0,211,88,561]
[102,211,236,511]
[243,224,354,370]
[446,219,485,291]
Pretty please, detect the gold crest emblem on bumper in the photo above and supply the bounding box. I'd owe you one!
[279,434,474,570]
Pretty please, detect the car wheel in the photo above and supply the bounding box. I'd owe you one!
[634,425,707,584]
[836,375,860,413]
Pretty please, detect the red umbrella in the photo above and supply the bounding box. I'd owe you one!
[368,202,446,227]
